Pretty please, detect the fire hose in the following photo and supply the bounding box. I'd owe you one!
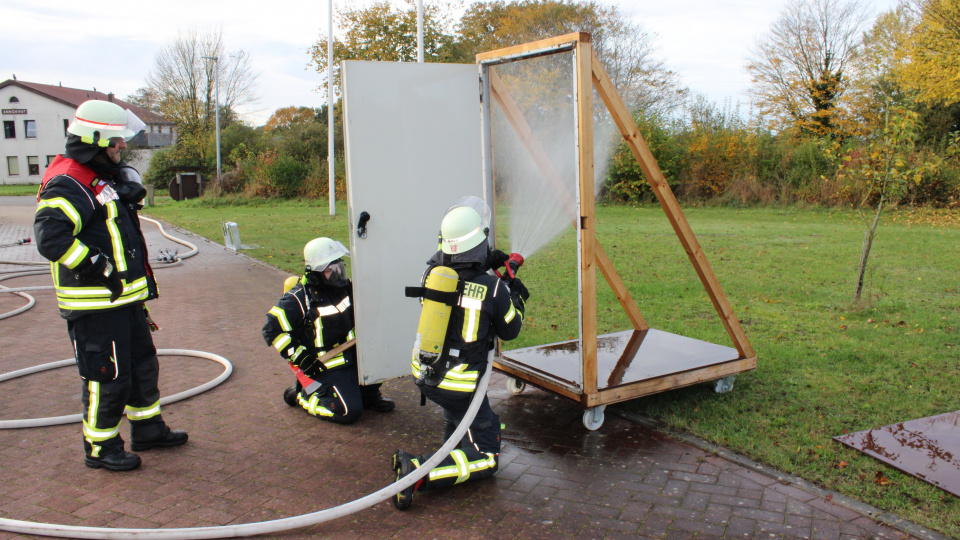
[0,356,494,539]
[0,216,197,320]
[1,215,495,537]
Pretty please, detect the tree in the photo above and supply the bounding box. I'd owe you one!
[825,105,951,302]
[146,26,259,162]
[264,106,318,131]
[458,0,686,115]
[899,0,960,104]
[746,0,872,136]
[307,0,464,99]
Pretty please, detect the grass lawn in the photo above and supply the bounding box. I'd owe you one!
[146,196,959,536]
[0,184,40,197]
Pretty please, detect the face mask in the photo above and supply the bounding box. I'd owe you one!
[321,260,348,287]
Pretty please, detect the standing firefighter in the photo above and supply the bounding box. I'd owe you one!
[393,198,529,510]
[262,237,394,423]
[34,99,187,472]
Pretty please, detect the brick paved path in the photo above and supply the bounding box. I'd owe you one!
[0,198,938,539]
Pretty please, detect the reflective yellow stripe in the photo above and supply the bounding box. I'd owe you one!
[317,297,351,317]
[125,400,161,420]
[302,393,333,417]
[272,334,292,352]
[321,353,346,369]
[268,306,292,332]
[57,276,147,297]
[104,201,127,273]
[504,303,517,324]
[37,197,82,235]
[83,381,122,442]
[462,308,479,342]
[57,285,149,310]
[315,315,324,348]
[57,239,90,269]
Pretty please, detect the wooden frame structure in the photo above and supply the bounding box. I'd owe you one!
[478,33,757,429]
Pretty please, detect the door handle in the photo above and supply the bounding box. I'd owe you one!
[357,211,371,239]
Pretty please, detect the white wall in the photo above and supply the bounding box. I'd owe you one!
[0,87,74,185]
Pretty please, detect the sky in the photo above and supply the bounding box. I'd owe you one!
[0,0,900,127]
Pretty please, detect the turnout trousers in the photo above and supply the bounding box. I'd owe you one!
[67,303,167,458]
[295,365,384,425]
[413,383,501,491]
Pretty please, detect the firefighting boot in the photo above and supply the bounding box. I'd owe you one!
[362,389,396,412]
[130,427,189,451]
[391,449,424,510]
[84,448,141,472]
[283,385,299,407]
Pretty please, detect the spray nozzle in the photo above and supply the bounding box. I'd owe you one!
[505,253,524,280]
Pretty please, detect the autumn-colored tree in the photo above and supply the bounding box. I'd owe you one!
[747,0,871,137]
[264,106,318,131]
[899,0,960,104]
[458,0,685,115]
[307,0,464,99]
[825,105,952,302]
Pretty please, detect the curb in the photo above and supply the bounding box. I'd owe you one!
[611,407,954,540]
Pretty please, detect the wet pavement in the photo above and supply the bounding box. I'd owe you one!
[0,198,945,539]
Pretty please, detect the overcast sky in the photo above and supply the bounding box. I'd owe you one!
[1,0,899,126]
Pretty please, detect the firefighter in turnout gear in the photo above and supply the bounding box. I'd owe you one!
[262,237,395,423]
[34,99,187,472]
[393,198,529,510]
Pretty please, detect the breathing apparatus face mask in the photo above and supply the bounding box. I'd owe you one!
[319,259,348,288]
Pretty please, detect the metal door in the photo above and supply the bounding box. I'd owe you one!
[342,61,488,384]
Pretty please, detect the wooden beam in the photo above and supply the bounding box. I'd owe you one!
[589,49,756,360]
[595,243,647,331]
[492,360,583,402]
[476,32,587,64]
[591,357,758,407]
[575,40,598,396]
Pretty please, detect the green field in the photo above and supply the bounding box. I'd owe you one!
[142,196,960,536]
[0,184,40,197]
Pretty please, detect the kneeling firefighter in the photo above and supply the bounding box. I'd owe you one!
[392,197,529,510]
[261,237,394,424]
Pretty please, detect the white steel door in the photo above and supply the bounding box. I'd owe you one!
[342,60,487,384]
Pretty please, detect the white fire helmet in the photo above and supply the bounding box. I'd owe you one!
[67,100,146,147]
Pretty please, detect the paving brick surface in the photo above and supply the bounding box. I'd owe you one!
[0,198,929,539]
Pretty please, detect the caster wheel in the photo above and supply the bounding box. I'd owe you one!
[714,375,737,394]
[506,377,525,395]
[582,405,606,431]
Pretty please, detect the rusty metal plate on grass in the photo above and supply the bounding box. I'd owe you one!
[834,410,960,497]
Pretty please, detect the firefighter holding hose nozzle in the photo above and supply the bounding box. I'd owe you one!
[394,197,530,510]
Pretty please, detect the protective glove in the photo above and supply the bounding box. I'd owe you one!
[116,165,147,205]
[510,277,530,302]
[509,277,529,315]
[487,249,509,271]
[77,249,123,302]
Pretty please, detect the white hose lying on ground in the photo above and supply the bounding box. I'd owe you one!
[0,349,234,430]
[0,356,494,539]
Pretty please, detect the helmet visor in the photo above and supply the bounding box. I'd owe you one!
[446,196,491,230]
[320,259,348,287]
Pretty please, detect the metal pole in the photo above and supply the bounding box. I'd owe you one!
[417,0,424,63]
[215,57,221,193]
[202,56,221,194]
[327,0,336,216]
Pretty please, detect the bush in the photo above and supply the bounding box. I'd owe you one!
[603,113,685,203]
[271,155,311,198]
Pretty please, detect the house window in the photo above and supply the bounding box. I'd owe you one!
[63,118,69,137]
[3,121,14,139]
[6,156,19,176]
[8,96,19,103]
[24,120,36,138]
[46,155,56,165]
[27,156,39,176]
